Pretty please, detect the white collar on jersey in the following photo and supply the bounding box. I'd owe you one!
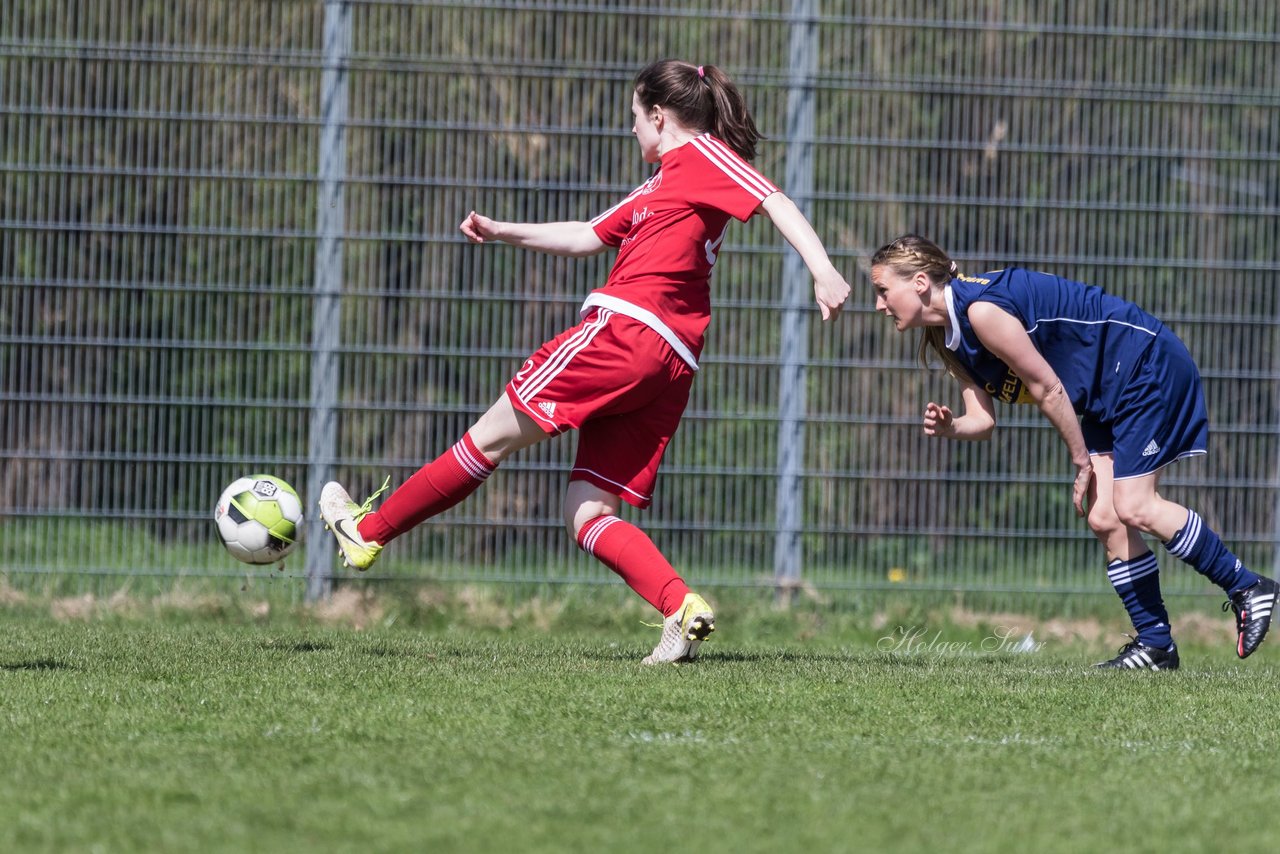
[943,283,962,351]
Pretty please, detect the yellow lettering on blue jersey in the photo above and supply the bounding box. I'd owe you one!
[984,370,1036,404]
[956,273,992,285]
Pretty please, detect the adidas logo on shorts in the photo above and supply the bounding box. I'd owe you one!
[538,401,557,418]
[1141,439,1160,457]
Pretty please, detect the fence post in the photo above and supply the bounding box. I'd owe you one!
[1274,326,1280,579]
[773,0,818,605]
[306,0,351,602]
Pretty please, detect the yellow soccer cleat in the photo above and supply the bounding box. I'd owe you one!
[642,592,715,665]
[318,477,390,571]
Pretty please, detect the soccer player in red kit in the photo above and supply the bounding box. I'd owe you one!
[320,59,851,663]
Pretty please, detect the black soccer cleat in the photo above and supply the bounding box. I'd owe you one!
[1094,638,1180,671]
[1224,576,1279,659]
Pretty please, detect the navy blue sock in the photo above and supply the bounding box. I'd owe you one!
[1107,552,1173,649]
[1163,510,1259,595]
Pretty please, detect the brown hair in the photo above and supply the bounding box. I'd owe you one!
[634,60,762,161]
[870,234,967,377]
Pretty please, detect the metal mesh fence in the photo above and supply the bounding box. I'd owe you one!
[3,1,1278,600]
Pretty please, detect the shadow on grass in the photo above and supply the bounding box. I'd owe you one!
[503,646,1035,666]
[1,659,70,671]
[695,650,1063,668]
[692,648,860,664]
[361,644,470,659]
[259,640,335,653]
[560,647,869,665]
[362,645,404,657]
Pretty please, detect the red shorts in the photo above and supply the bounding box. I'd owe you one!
[505,308,695,508]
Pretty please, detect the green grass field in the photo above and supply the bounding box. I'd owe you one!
[2,586,1277,853]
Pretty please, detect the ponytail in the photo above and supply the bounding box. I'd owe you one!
[634,59,762,161]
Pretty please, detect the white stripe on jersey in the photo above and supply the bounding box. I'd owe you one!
[692,135,777,197]
[513,308,613,407]
[589,179,651,227]
[689,135,777,200]
[1028,317,1160,337]
[580,514,623,555]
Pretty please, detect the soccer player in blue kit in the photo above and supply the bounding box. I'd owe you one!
[870,234,1279,670]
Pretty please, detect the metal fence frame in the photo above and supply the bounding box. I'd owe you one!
[3,1,1278,602]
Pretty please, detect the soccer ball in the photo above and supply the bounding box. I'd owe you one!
[214,475,303,565]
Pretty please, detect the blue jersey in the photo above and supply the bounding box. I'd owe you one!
[945,268,1165,422]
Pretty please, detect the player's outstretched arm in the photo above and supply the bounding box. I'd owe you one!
[460,211,607,257]
[925,381,996,441]
[757,192,850,320]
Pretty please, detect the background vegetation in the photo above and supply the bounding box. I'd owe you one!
[2,1,1278,597]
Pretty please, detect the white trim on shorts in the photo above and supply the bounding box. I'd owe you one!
[1099,448,1208,481]
[579,293,699,371]
[510,308,614,427]
[571,465,652,504]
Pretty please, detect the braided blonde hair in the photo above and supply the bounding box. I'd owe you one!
[870,234,967,377]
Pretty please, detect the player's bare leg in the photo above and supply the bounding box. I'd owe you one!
[1087,456,1179,670]
[1084,454,1147,562]
[469,394,550,462]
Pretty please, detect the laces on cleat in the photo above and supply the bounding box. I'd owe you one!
[357,476,392,518]
[319,478,391,572]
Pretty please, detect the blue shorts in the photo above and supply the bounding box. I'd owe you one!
[1081,329,1208,480]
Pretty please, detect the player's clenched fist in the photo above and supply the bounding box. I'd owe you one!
[922,402,954,437]
[460,210,498,243]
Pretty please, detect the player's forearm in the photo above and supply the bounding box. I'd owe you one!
[760,193,840,278]
[947,415,995,441]
[1036,382,1090,465]
[759,193,849,319]
[486,220,605,257]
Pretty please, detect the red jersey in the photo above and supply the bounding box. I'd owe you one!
[586,133,778,369]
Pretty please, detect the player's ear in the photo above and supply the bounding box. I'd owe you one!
[913,270,932,295]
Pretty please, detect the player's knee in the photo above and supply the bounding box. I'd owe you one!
[563,497,614,539]
[1111,495,1157,534]
[1086,500,1123,539]
[469,398,545,462]
[563,481,623,539]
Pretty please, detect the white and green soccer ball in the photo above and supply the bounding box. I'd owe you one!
[214,475,303,565]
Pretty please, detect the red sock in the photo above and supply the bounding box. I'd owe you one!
[357,433,496,544]
[577,515,690,616]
